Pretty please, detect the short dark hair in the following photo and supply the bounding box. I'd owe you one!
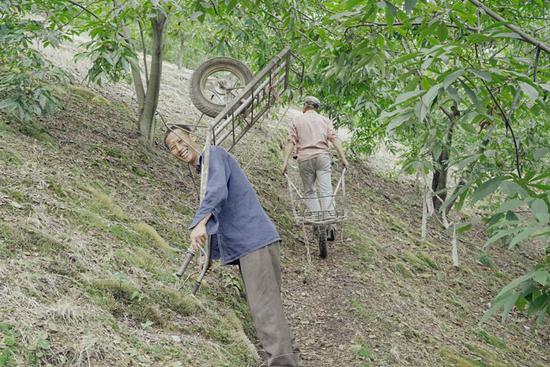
[164,124,193,149]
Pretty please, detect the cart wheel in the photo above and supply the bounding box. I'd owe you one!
[318,225,327,259]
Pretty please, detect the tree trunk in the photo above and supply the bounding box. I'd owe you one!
[431,143,450,212]
[132,64,146,117]
[177,31,184,69]
[121,26,146,118]
[432,104,460,212]
[139,14,167,146]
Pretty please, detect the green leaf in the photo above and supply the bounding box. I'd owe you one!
[470,69,491,82]
[518,81,539,102]
[534,148,550,160]
[405,0,418,13]
[496,199,526,213]
[395,90,423,104]
[501,291,522,322]
[485,228,521,246]
[501,182,528,197]
[422,83,442,108]
[301,44,319,57]
[532,270,550,286]
[455,153,481,170]
[472,176,506,203]
[494,273,532,300]
[509,227,541,248]
[531,199,549,224]
[393,52,421,64]
[493,32,522,39]
[460,81,482,110]
[468,33,493,43]
[443,69,464,89]
[343,0,365,10]
[190,11,203,20]
[385,1,398,26]
[386,113,412,133]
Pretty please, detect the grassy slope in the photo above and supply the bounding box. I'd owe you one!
[0,86,258,367]
[0,85,548,367]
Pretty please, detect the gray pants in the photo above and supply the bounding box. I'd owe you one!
[240,243,301,367]
[298,153,334,216]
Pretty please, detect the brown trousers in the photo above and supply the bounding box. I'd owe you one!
[240,242,301,367]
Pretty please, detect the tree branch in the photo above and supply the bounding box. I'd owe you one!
[467,0,550,54]
[481,80,522,179]
[138,20,149,87]
[65,0,101,20]
[533,47,541,82]
[345,21,477,33]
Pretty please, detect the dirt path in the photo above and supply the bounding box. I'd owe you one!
[283,246,370,367]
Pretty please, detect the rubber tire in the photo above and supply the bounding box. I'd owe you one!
[318,225,328,259]
[190,57,254,117]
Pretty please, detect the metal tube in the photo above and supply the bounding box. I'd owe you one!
[209,47,291,127]
[216,71,287,146]
[191,128,213,295]
[176,250,195,277]
[213,61,287,137]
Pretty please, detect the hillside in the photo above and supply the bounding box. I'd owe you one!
[1,56,549,366]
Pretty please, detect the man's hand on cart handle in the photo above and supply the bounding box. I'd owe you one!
[190,214,211,252]
[190,223,207,252]
[342,158,350,169]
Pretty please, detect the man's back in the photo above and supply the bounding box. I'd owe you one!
[289,110,336,161]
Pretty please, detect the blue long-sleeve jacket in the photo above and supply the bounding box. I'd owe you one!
[189,146,280,265]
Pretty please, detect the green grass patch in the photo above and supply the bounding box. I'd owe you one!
[109,224,146,247]
[17,120,55,146]
[476,330,507,350]
[150,287,200,316]
[81,184,128,221]
[266,141,283,166]
[72,208,108,231]
[0,223,65,256]
[379,211,407,233]
[352,241,372,270]
[196,311,258,366]
[395,262,414,278]
[113,101,132,115]
[402,251,439,273]
[440,345,510,367]
[118,248,161,273]
[350,299,372,320]
[46,178,68,198]
[67,85,99,102]
[0,147,22,166]
[466,344,509,367]
[352,336,375,365]
[440,348,479,367]
[88,276,164,326]
[2,189,27,203]
[133,222,175,255]
[0,118,14,138]
[130,165,148,177]
[0,323,17,367]
[477,252,494,268]
[416,253,439,270]
[104,146,125,159]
